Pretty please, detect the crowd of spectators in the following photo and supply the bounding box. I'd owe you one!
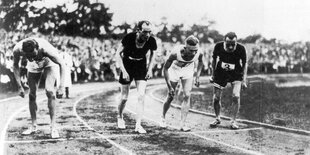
[247,43,310,74]
[1,30,309,92]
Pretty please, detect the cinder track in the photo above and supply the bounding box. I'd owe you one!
[1,77,310,155]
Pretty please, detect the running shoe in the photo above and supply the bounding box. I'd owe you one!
[230,121,239,130]
[160,117,167,128]
[117,118,126,129]
[135,125,147,134]
[51,127,60,139]
[180,126,191,132]
[210,119,221,128]
[22,126,37,135]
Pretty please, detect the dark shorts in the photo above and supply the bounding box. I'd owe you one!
[213,68,243,88]
[119,58,147,85]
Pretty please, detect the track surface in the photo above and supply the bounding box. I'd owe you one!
[1,77,310,155]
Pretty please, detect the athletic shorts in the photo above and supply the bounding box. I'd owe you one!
[213,68,243,89]
[168,63,195,82]
[27,57,57,73]
[119,58,147,85]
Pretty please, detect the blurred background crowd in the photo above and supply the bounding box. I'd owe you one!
[1,0,310,92]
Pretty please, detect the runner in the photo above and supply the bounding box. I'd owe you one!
[115,20,157,134]
[209,32,248,129]
[13,38,65,138]
[161,35,203,131]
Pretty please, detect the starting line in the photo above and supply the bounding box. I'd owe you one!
[0,97,46,155]
[3,85,264,155]
[150,85,310,136]
[115,89,263,155]
[73,93,134,155]
[4,134,140,144]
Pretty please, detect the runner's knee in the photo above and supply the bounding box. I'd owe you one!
[138,94,145,101]
[45,84,54,93]
[120,98,127,105]
[213,95,221,104]
[167,94,174,100]
[28,93,37,110]
[183,92,191,101]
[168,92,175,99]
[29,92,36,102]
[46,90,56,100]
[232,95,240,103]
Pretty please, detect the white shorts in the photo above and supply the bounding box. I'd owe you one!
[168,63,194,82]
[27,57,57,73]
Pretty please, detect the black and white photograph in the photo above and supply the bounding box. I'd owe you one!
[0,0,310,154]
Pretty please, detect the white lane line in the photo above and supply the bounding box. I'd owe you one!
[0,98,45,155]
[249,80,263,83]
[146,86,263,155]
[0,96,20,103]
[0,91,46,103]
[149,85,310,136]
[70,86,262,155]
[111,101,264,155]
[149,85,231,120]
[5,134,140,144]
[191,127,263,134]
[73,93,134,155]
[191,132,264,155]
[4,137,98,144]
[124,103,264,155]
[0,84,117,155]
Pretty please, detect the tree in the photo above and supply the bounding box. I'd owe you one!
[188,24,210,43]
[207,30,224,43]
[170,24,184,43]
[1,0,113,37]
[240,34,262,43]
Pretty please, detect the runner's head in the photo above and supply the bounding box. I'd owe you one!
[185,35,199,53]
[224,32,237,52]
[182,35,199,59]
[22,39,39,62]
[136,20,152,43]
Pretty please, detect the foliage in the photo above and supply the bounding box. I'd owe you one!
[1,0,113,38]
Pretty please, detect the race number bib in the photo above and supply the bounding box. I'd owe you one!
[221,62,235,71]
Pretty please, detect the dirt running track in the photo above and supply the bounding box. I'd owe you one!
[1,77,310,155]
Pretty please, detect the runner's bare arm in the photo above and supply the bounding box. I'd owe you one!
[196,53,204,78]
[163,53,177,89]
[241,48,248,87]
[146,49,155,79]
[115,44,128,75]
[210,53,218,83]
[12,47,24,97]
[194,53,204,87]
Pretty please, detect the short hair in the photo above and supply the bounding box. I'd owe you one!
[137,20,152,31]
[224,32,237,40]
[185,35,199,46]
[22,39,38,53]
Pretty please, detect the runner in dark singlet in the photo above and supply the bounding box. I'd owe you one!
[209,32,248,129]
[116,20,157,134]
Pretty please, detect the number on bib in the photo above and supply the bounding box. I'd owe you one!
[221,62,235,71]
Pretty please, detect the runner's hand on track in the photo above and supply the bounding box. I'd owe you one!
[122,71,130,82]
[168,87,175,97]
[242,80,248,89]
[56,87,64,99]
[194,78,200,87]
[209,76,214,83]
[145,70,153,80]
[18,87,25,98]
